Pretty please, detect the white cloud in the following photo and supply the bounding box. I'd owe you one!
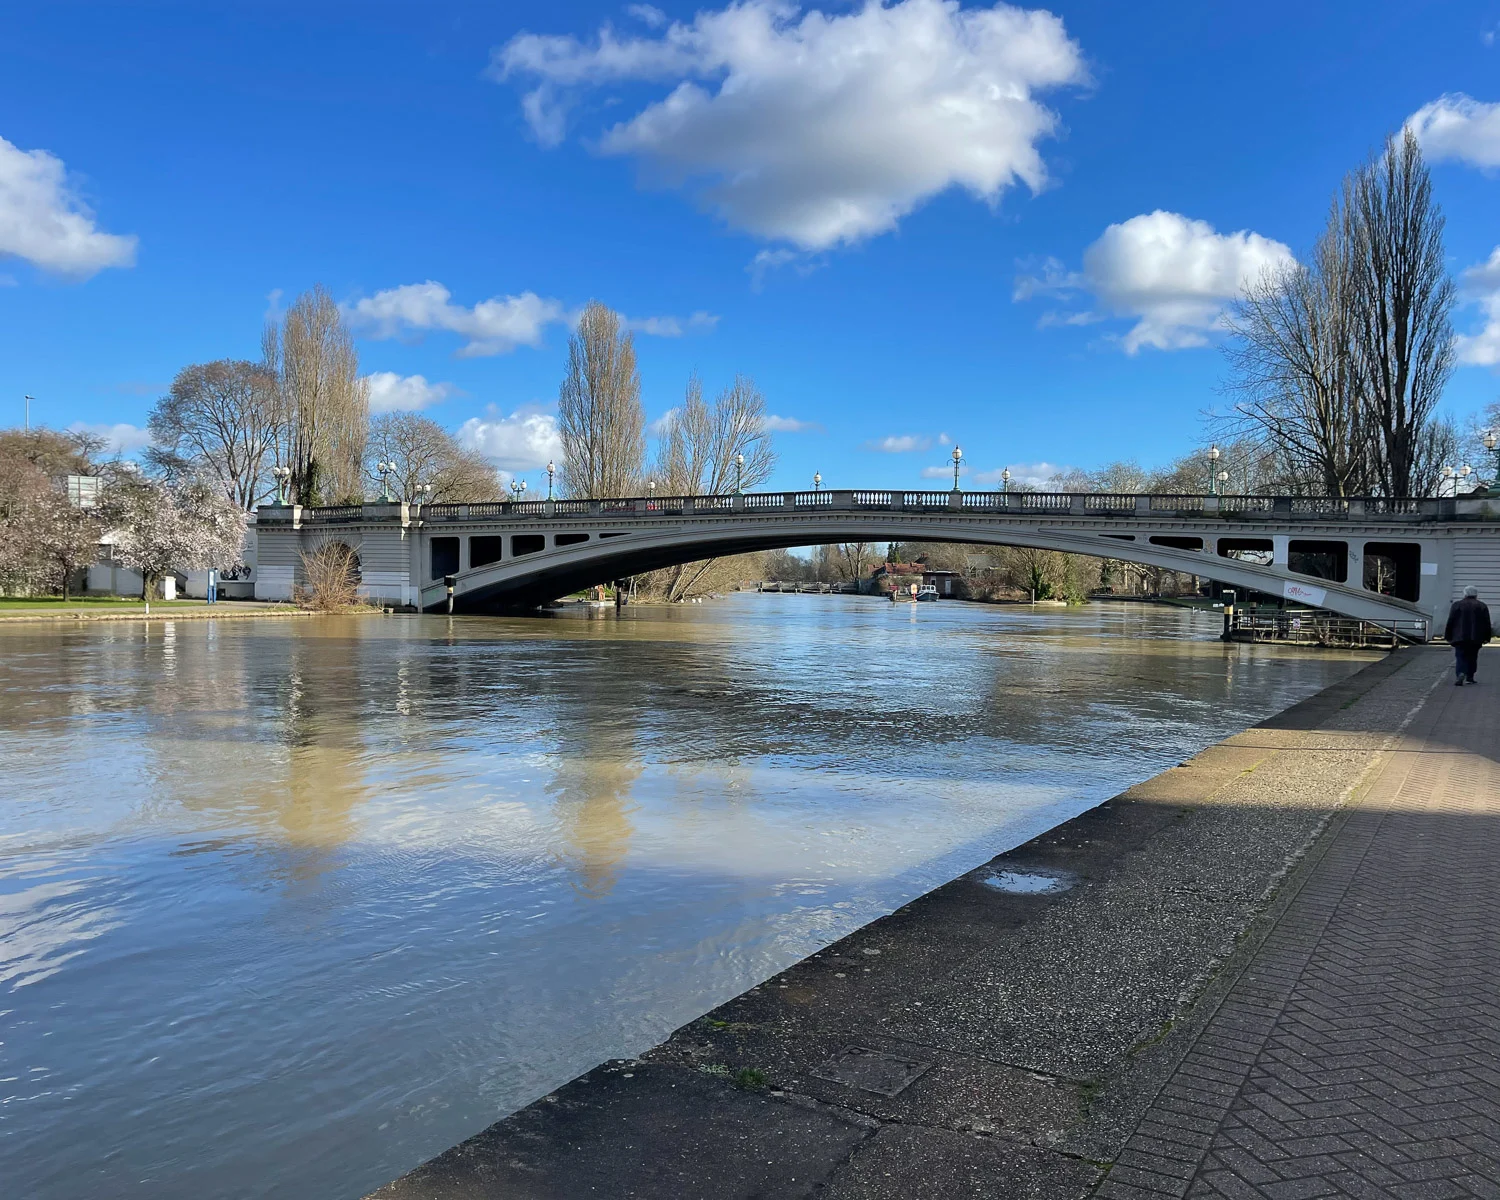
[365,372,456,413]
[0,135,137,277]
[920,464,963,480]
[1456,246,1500,368]
[627,4,668,27]
[762,413,822,433]
[972,460,1066,487]
[648,407,680,437]
[457,406,563,471]
[867,434,932,452]
[348,282,713,355]
[622,310,719,336]
[493,0,1088,250]
[348,282,568,358]
[1018,210,1294,353]
[69,421,152,454]
[1407,94,1500,169]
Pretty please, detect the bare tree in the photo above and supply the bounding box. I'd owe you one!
[276,285,369,506]
[643,372,779,601]
[1349,130,1456,498]
[147,360,285,509]
[839,542,875,582]
[1224,131,1454,498]
[558,301,644,498]
[366,414,499,502]
[1223,210,1368,496]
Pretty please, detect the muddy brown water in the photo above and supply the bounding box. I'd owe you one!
[0,596,1374,1198]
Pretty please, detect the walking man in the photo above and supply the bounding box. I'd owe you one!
[1444,585,1493,686]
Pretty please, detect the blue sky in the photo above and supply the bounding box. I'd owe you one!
[2,0,1498,493]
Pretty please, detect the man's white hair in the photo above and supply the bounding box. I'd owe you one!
[1464,585,1480,597]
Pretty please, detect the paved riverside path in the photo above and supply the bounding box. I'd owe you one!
[371,648,1497,1200]
[1099,650,1500,1200]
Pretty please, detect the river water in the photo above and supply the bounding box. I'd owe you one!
[0,597,1373,1198]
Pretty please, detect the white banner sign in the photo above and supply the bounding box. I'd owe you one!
[1282,580,1327,607]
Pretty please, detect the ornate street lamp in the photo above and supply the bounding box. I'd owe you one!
[813,471,822,492]
[648,479,656,500]
[1441,465,1455,497]
[377,459,397,502]
[1001,467,1011,494]
[418,483,433,507]
[1459,464,1473,493]
[509,478,528,501]
[951,445,963,490]
[272,465,291,505]
[735,452,745,495]
[1484,431,1499,489]
[1216,469,1229,495]
[546,459,556,500]
[1207,444,1221,494]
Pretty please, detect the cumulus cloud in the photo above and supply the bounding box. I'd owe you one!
[1407,94,1500,169]
[457,406,564,471]
[867,434,932,452]
[1018,210,1294,353]
[622,310,719,336]
[0,135,137,277]
[69,421,152,454]
[493,0,1088,250]
[348,281,567,358]
[348,281,716,355]
[365,372,457,413]
[972,460,1066,487]
[762,413,822,433]
[1456,246,1500,368]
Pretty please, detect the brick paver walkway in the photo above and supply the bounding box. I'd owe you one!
[1101,650,1500,1200]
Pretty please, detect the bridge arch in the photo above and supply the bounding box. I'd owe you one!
[419,516,1431,626]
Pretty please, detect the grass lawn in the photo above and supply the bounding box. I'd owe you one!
[0,596,209,614]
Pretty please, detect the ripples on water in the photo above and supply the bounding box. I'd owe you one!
[0,597,1373,1198]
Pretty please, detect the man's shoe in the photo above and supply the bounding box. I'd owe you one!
[1456,678,1465,686]
[1468,675,1477,683]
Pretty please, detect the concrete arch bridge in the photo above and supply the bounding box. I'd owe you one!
[253,489,1500,638]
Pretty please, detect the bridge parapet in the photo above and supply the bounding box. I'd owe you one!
[266,490,1486,527]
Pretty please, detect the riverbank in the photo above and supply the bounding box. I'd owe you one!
[0,599,381,623]
[369,646,1448,1199]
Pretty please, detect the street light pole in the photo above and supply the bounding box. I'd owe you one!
[735,453,744,495]
[1207,444,1221,495]
[813,471,822,492]
[1484,431,1499,490]
[23,395,34,434]
[951,445,963,491]
[1001,468,1011,494]
[547,459,555,500]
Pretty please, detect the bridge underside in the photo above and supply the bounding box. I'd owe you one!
[427,518,1432,628]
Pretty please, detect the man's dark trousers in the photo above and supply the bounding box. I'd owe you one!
[1455,641,1481,682]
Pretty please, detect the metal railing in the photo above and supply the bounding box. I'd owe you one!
[279,490,1463,525]
[1230,611,1429,648]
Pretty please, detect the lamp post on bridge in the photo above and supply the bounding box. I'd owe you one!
[1207,444,1221,495]
[1483,431,1499,492]
[546,460,555,500]
[1216,469,1229,495]
[509,479,527,501]
[735,453,744,495]
[377,459,398,502]
[951,445,963,491]
[272,465,291,505]
[1001,467,1010,494]
[813,471,822,492]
